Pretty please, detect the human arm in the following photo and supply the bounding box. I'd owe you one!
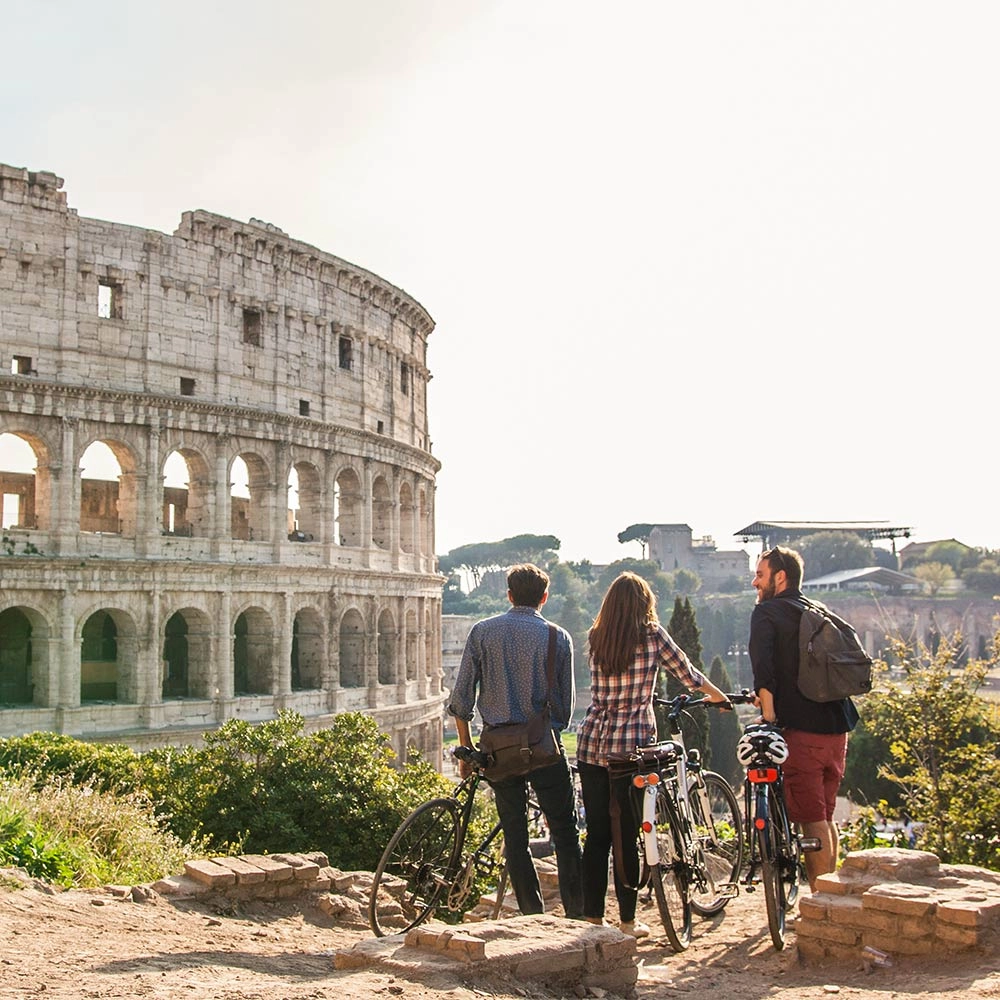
[552,628,575,731]
[453,716,475,779]
[748,605,778,723]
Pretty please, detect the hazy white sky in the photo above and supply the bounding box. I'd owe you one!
[4,1,998,564]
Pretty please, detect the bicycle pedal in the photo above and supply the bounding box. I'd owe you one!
[716,882,740,898]
[798,837,822,852]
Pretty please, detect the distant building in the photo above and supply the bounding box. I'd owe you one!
[899,538,975,570]
[647,524,749,593]
[801,566,921,594]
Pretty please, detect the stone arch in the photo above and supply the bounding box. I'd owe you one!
[291,606,324,690]
[405,608,418,681]
[378,608,396,685]
[230,452,271,542]
[334,467,362,547]
[233,606,274,695]
[399,481,414,554]
[287,460,321,541]
[339,608,365,687]
[372,475,391,549]
[162,607,212,699]
[0,430,51,531]
[79,438,138,536]
[0,606,48,706]
[425,607,436,680]
[80,607,138,703]
[162,447,212,537]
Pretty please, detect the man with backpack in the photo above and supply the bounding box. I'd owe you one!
[749,546,860,890]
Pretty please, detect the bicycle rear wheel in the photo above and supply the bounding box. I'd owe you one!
[689,771,743,917]
[772,789,801,910]
[758,818,786,950]
[650,787,692,952]
[369,798,460,936]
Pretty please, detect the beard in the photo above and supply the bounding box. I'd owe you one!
[755,580,776,603]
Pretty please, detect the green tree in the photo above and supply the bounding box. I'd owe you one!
[796,531,874,577]
[913,561,955,596]
[673,567,701,596]
[861,630,1000,867]
[659,598,708,758]
[439,534,561,589]
[706,656,741,785]
[617,523,655,558]
[963,559,1000,595]
[926,540,977,573]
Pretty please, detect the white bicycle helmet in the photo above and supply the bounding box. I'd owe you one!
[736,725,789,767]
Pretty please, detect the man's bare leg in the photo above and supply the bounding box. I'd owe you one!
[801,819,837,891]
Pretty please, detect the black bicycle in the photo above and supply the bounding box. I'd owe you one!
[368,745,507,936]
[631,694,745,951]
[736,719,821,950]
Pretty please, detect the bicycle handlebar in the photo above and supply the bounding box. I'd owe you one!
[652,689,756,715]
[452,744,489,769]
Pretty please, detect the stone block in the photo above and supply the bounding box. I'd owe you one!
[798,894,829,920]
[211,856,267,884]
[795,919,861,946]
[863,885,937,917]
[814,872,862,896]
[937,900,1000,927]
[184,859,237,888]
[239,854,294,881]
[934,922,982,948]
[864,933,935,956]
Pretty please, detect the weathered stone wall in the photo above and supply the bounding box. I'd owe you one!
[0,164,446,765]
[798,848,1000,963]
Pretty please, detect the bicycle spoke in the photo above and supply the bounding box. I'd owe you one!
[651,788,692,951]
[369,798,459,936]
[689,771,743,917]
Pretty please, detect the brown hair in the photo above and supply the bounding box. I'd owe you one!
[507,563,549,608]
[760,546,804,589]
[588,572,659,675]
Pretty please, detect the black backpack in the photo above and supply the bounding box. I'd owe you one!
[794,598,873,703]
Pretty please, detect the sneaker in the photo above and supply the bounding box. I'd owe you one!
[619,920,651,939]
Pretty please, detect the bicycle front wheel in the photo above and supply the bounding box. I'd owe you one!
[650,787,692,952]
[369,798,460,937]
[689,771,744,917]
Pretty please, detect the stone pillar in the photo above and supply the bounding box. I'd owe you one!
[52,417,78,554]
[136,424,161,557]
[361,458,373,568]
[143,588,162,705]
[417,597,429,700]
[58,590,80,709]
[277,591,293,697]
[212,435,231,556]
[216,590,234,705]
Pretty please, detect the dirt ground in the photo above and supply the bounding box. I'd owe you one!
[1,872,999,1000]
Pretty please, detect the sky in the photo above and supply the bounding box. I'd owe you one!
[3,1,999,565]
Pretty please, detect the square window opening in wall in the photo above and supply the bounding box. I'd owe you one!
[11,355,34,375]
[180,377,196,396]
[299,399,310,416]
[339,335,353,371]
[243,308,263,346]
[97,279,123,320]
[400,362,410,395]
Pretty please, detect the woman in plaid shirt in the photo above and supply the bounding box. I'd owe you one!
[577,572,728,936]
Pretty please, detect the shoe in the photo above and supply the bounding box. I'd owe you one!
[620,920,651,939]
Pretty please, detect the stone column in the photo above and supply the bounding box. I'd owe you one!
[58,590,80,709]
[277,591,293,697]
[211,435,230,557]
[361,458,373,568]
[52,417,78,555]
[216,590,234,707]
[136,424,161,557]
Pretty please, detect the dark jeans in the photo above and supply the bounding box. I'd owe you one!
[491,754,583,918]
[577,759,640,922]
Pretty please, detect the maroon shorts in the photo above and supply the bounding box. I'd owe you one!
[781,729,848,824]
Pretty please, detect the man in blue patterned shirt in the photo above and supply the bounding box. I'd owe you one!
[448,563,583,918]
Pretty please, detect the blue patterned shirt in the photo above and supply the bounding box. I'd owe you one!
[447,606,575,730]
[576,624,706,766]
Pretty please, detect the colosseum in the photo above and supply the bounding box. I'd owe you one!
[0,163,446,766]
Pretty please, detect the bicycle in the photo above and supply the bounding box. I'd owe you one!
[735,715,821,950]
[626,693,744,952]
[368,745,508,936]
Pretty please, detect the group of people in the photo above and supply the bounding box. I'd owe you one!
[447,548,858,933]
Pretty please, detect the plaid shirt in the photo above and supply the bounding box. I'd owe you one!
[576,624,706,766]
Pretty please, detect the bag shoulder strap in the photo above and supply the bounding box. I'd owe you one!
[544,623,557,706]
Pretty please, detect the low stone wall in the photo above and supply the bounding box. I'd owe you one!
[798,848,1000,963]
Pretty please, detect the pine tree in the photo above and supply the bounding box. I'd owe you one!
[707,656,742,785]
[659,598,709,758]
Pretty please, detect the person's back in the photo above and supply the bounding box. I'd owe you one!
[448,563,582,919]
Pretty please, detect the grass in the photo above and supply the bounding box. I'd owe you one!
[0,773,203,888]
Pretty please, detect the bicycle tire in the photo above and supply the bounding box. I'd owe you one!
[369,798,460,937]
[757,790,787,951]
[772,789,801,910]
[689,770,744,917]
[650,786,692,952]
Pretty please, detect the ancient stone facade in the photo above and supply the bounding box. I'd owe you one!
[0,163,446,765]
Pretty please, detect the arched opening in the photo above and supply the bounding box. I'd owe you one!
[287,462,321,541]
[233,607,274,695]
[372,475,391,549]
[334,468,361,547]
[162,449,211,537]
[377,609,396,685]
[230,453,270,541]
[162,612,189,698]
[80,609,137,702]
[0,433,41,530]
[424,608,436,680]
[405,609,418,681]
[399,482,414,554]
[80,441,137,535]
[0,607,33,704]
[339,610,365,687]
[291,608,324,690]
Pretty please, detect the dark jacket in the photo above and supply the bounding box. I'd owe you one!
[749,587,858,734]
